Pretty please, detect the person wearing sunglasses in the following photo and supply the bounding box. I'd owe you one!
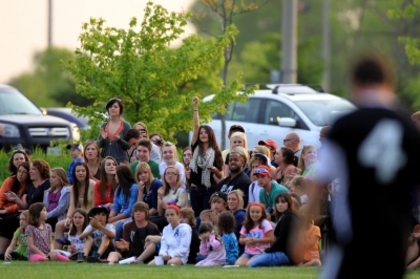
[282,132,301,158]
[253,165,288,218]
[98,97,132,165]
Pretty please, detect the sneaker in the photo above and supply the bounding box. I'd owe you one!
[77,253,86,263]
[87,256,102,263]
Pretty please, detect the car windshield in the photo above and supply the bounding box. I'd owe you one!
[294,99,355,126]
[0,89,42,115]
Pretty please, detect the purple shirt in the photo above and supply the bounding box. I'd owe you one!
[47,190,61,212]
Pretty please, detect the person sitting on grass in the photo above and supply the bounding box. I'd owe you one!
[65,209,90,262]
[106,201,159,264]
[180,208,200,264]
[299,206,321,267]
[109,165,138,241]
[26,202,69,262]
[235,202,274,267]
[0,210,29,261]
[217,211,239,266]
[247,193,300,268]
[196,222,226,267]
[148,205,191,266]
[79,206,115,263]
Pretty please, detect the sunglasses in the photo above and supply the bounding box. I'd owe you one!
[283,139,292,143]
[108,97,122,102]
[254,168,269,174]
[139,129,146,134]
[13,149,25,154]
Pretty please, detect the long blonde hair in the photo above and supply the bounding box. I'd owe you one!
[135,162,154,186]
[297,145,317,173]
[49,167,69,191]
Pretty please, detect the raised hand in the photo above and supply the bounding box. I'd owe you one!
[100,128,107,140]
[192,96,199,109]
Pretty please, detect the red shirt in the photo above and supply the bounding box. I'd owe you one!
[93,180,114,207]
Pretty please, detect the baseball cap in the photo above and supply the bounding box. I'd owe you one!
[209,191,227,203]
[258,139,278,151]
[88,206,109,218]
[229,125,245,133]
[67,143,84,153]
[253,165,271,177]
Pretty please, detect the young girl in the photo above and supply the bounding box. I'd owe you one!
[248,193,300,267]
[93,156,118,209]
[235,202,274,266]
[109,165,138,241]
[196,223,226,266]
[83,139,102,181]
[44,168,71,231]
[218,211,239,265]
[2,210,29,261]
[180,208,200,264]
[148,205,191,266]
[66,209,90,261]
[54,162,95,249]
[25,202,69,262]
[300,213,321,267]
[136,162,162,217]
[159,142,186,183]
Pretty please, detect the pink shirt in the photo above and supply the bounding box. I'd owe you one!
[240,219,273,255]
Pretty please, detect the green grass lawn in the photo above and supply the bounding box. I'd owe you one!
[2,262,420,279]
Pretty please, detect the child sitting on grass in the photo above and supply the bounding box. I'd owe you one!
[196,223,226,267]
[26,203,69,262]
[218,211,239,265]
[1,210,29,261]
[79,206,115,263]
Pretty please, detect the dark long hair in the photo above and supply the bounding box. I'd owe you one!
[8,150,29,175]
[11,162,30,194]
[28,202,46,228]
[274,193,295,222]
[197,125,223,170]
[72,162,91,208]
[99,156,118,201]
[280,147,296,165]
[218,211,236,235]
[116,165,136,203]
[68,209,88,236]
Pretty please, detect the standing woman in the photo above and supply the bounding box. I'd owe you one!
[83,139,102,181]
[97,97,132,164]
[190,96,224,216]
[93,156,118,210]
[136,162,162,218]
[0,159,51,255]
[7,150,29,176]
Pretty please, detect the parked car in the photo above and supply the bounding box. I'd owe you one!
[201,84,355,149]
[0,84,80,151]
[46,107,89,130]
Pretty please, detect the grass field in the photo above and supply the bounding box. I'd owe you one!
[2,262,420,279]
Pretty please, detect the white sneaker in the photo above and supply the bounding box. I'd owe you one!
[223,265,240,268]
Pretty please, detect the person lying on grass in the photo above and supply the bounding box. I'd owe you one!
[79,206,115,262]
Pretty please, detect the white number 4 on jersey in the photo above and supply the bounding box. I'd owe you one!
[357,119,407,184]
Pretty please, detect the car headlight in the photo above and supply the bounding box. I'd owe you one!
[70,123,80,141]
[0,123,20,138]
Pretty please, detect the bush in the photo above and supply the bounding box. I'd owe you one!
[0,148,73,185]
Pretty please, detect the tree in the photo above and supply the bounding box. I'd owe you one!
[191,0,270,149]
[8,47,91,107]
[66,1,254,142]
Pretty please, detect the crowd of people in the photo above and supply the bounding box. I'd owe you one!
[0,95,324,267]
[2,55,420,276]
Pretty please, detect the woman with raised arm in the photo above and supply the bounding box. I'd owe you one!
[189,96,224,216]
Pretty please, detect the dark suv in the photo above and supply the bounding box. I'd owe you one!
[0,84,80,150]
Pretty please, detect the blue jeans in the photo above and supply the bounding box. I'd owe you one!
[247,251,290,268]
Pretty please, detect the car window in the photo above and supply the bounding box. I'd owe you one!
[231,98,261,123]
[294,99,355,126]
[263,100,304,127]
[0,89,42,115]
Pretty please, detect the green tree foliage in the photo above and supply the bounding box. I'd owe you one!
[66,1,254,142]
[8,47,92,107]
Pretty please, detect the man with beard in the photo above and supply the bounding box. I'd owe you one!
[217,147,252,208]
